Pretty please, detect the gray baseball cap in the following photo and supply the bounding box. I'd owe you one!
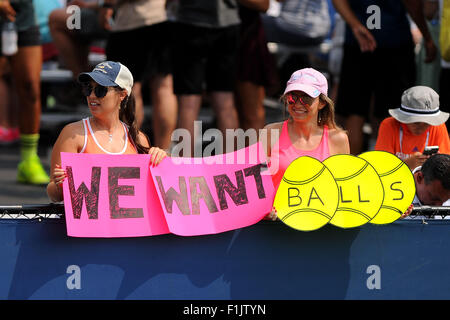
[389,86,449,126]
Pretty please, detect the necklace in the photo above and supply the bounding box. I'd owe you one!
[91,117,118,143]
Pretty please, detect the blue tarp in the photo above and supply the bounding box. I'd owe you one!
[0,218,449,300]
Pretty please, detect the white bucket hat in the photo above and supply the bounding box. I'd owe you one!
[389,86,449,126]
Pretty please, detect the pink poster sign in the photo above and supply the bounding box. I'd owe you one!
[61,152,169,238]
[61,143,274,237]
[150,143,275,236]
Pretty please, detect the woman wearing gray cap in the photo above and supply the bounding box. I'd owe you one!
[375,86,449,170]
[46,61,167,203]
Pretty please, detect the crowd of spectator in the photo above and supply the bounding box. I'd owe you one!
[0,0,448,208]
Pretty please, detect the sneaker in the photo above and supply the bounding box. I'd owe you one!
[17,155,50,185]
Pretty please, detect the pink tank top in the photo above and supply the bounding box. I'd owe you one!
[269,121,330,189]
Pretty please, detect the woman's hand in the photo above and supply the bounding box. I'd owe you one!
[149,147,168,167]
[0,0,16,22]
[264,207,278,221]
[47,164,66,203]
[52,164,67,187]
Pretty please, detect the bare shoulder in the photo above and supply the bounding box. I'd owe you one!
[62,120,85,136]
[52,120,85,154]
[263,121,283,132]
[56,120,85,143]
[328,128,350,154]
[262,122,284,143]
[328,128,348,142]
[261,122,284,157]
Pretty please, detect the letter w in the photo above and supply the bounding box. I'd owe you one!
[155,176,191,215]
[66,166,101,219]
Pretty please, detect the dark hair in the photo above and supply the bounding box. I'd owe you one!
[117,89,150,154]
[421,154,450,190]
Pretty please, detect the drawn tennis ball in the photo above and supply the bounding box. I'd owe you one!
[358,150,415,224]
[273,156,338,231]
[323,154,384,228]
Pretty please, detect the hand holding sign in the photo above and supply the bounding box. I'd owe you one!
[273,156,338,231]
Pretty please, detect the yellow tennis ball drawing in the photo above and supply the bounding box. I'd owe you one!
[322,154,384,228]
[273,156,339,231]
[358,151,415,224]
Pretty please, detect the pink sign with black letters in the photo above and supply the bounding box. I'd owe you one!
[61,143,274,237]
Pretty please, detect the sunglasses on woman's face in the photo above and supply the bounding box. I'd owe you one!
[286,93,313,107]
[81,84,110,98]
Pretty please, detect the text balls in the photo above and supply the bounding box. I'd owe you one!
[273,156,338,231]
[273,152,414,231]
[323,154,384,228]
[358,151,415,224]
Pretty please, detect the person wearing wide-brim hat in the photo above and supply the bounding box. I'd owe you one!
[375,86,450,170]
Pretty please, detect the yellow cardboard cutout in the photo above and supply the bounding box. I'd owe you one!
[358,151,416,224]
[273,156,338,231]
[322,154,384,228]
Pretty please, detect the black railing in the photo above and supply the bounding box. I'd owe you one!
[0,203,448,220]
[0,203,64,219]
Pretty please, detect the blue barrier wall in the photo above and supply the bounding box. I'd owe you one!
[0,218,449,300]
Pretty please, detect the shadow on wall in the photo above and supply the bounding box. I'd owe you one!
[4,219,359,299]
[225,222,359,299]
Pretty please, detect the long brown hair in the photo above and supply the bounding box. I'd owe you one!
[117,89,150,154]
[317,94,341,130]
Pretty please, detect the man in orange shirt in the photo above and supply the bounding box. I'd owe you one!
[375,86,449,169]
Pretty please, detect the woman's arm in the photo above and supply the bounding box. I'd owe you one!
[260,122,281,221]
[46,122,83,202]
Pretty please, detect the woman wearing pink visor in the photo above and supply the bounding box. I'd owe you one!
[263,68,350,219]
